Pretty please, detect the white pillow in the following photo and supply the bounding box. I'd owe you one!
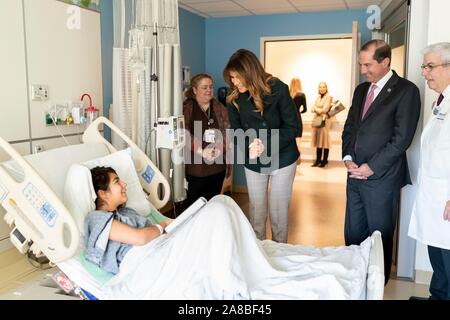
[63,164,97,234]
[63,148,152,234]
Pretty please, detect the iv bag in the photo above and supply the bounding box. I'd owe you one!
[129,28,145,72]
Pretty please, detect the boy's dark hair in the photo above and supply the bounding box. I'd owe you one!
[90,166,117,208]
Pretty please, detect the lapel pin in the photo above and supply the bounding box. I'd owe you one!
[387,88,392,93]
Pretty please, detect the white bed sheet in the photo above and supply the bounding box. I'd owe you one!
[59,195,371,300]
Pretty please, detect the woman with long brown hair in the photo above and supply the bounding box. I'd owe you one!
[223,49,301,243]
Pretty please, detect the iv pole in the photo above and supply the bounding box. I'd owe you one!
[150,21,160,169]
[133,0,186,205]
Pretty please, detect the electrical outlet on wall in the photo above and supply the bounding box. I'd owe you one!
[31,85,49,101]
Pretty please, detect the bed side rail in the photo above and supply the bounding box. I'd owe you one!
[0,137,79,263]
[82,117,170,209]
[366,230,384,300]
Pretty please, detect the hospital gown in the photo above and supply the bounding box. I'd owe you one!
[84,207,152,274]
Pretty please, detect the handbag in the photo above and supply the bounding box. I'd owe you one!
[327,100,346,117]
[311,114,326,128]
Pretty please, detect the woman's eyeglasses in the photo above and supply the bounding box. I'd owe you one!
[421,63,450,72]
[198,85,214,91]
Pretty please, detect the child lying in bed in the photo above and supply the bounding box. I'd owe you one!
[84,166,173,274]
[84,166,374,299]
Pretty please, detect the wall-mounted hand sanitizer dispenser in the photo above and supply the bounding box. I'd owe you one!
[156,116,185,150]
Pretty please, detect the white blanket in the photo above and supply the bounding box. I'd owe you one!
[103,195,371,300]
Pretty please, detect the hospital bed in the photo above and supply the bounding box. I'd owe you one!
[0,117,385,300]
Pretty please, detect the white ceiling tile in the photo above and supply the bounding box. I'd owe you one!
[291,0,345,5]
[208,11,253,17]
[179,0,387,18]
[187,1,244,13]
[251,8,299,15]
[345,0,383,4]
[344,0,383,9]
[300,5,347,12]
[179,0,226,4]
[236,0,294,10]
[288,0,347,11]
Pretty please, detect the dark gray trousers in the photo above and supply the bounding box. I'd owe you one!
[344,177,399,285]
[428,245,450,300]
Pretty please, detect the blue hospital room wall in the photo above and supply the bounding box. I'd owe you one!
[179,8,206,78]
[204,10,372,188]
[99,6,371,189]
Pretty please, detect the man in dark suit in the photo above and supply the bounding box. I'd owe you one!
[342,40,421,284]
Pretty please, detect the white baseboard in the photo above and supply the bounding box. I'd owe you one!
[415,270,432,285]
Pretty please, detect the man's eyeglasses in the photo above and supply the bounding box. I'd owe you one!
[420,63,450,72]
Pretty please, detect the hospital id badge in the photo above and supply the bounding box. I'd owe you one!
[204,129,215,143]
[437,112,446,121]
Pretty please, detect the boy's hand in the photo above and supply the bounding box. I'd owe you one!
[160,218,173,229]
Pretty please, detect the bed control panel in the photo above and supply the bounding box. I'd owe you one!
[22,183,58,227]
[141,165,155,184]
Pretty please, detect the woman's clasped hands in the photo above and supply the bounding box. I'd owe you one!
[249,138,265,159]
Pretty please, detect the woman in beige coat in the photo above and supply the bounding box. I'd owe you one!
[311,82,332,167]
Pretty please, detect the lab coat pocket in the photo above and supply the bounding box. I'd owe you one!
[430,146,450,178]
[423,176,447,213]
[437,124,450,148]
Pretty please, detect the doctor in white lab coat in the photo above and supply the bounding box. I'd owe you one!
[408,42,450,300]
